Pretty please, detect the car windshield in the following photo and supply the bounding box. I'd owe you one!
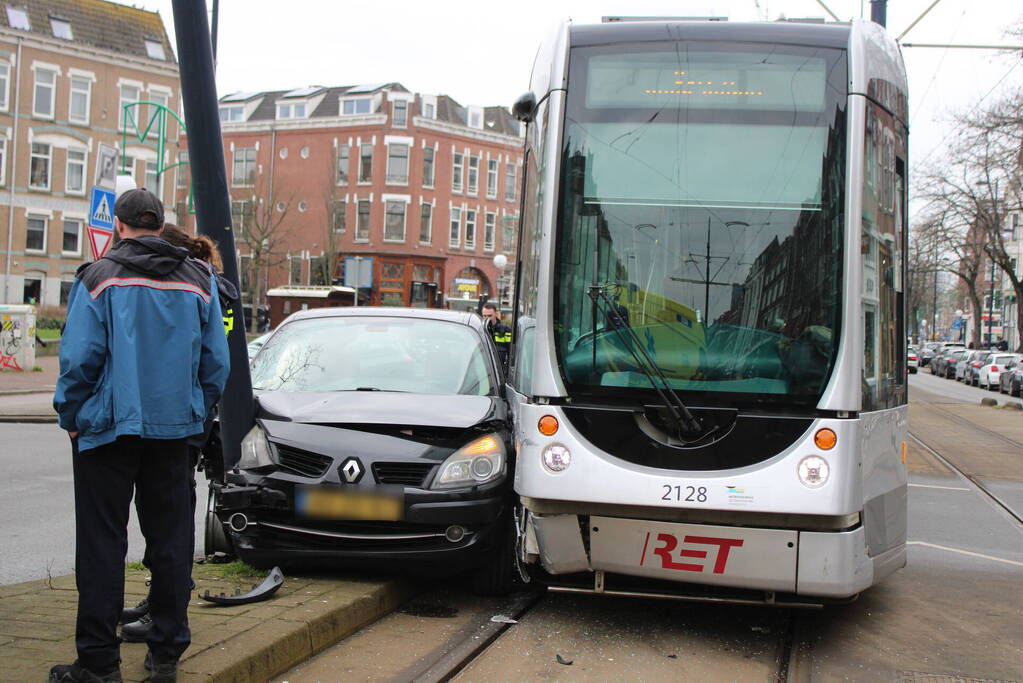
[250,316,493,395]
[993,355,1016,365]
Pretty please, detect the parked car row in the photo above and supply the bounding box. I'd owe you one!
[926,341,1023,393]
[206,307,516,594]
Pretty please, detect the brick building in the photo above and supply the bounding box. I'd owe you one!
[0,0,179,306]
[175,83,522,318]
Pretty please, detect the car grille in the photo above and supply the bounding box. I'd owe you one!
[373,462,435,487]
[274,445,332,478]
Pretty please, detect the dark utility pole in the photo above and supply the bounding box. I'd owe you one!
[172,0,254,471]
[870,0,887,27]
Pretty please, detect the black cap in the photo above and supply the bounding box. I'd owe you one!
[115,188,164,230]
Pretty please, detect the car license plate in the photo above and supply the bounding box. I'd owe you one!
[589,516,797,592]
[295,486,404,521]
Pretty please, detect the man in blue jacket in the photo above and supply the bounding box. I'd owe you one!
[51,188,230,683]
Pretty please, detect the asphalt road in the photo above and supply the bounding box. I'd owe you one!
[911,364,1021,403]
[0,422,209,586]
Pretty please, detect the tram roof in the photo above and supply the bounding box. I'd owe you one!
[569,20,851,51]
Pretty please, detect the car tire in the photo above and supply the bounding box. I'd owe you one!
[471,515,517,597]
[204,484,235,558]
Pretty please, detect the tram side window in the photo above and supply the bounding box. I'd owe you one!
[861,100,907,410]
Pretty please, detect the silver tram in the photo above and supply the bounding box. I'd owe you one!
[507,18,908,602]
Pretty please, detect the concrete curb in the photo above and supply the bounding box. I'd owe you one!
[0,388,55,395]
[0,414,57,423]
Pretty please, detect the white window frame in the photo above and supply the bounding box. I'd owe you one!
[29,142,52,191]
[145,159,161,196]
[484,212,496,252]
[358,142,373,184]
[336,142,350,185]
[65,148,87,195]
[0,62,11,112]
[119,80,142,131]
[356,198,371,242]
[61,216,84,256]
[505,162,517,201]
[68,72,93,125]
[144,39,166,61]
[383,198,408,243]
[448,206,462,248]
[146,86,171,137]
[452,152,464,193]
[332,199,346,233]
[386,143,410,185]
[219,105,244,122]
[486,158,498,199]
[276,100,308,120]
[422,145,435,188]
[419,200,433,245]
[0,137,7,186]
[25,214,48,254]
[467,155,480,195]
[465,209,477,249]
[232,147,256,187]
[341,97,372,116]
[393,100,407,127]
[50,17,73,40]
[6,6,29,31]
[33,65,58,119]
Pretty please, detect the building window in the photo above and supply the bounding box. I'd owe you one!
[503,217,516,253]
[290,257,302,285]
[60,280,74,306]
[145,39,166,61]
[470,111,481,128]
[219,106,243,122]
[30,143,51,190]
[121,154,136,182]
[0,63,9,111]
[277,102,306,119]
[419,203,432,244]
[69,75,91,124]
[337,144,350,184]
[176,150,190,189]
[26,215,47,252]
[145,160,161,195]
[505,163,517,201]
[487,159,498,198]
[465,210,477,249]
[393,100,407,127]
[232,147,256,187]
[147,90,169,137]
[423,102,435,118]
[332,200,346,232]
[449,207,462,248]
[309,255,329,286]
[0,138,8,186]
[230,200,252,239]
[384,201,406,242]
[484,212,496,251]
[422,147,435,187]
[356,200,371,240]
[386,144,409,184]
[50,17,73,40]
[467,156,479,195]
[452,152,464,193]
[359,143,373,182]
[6,6,29,30]
[34,68,57,118]
[66,149,86,194]
[120,83,140,130]
[62,218,82,254]
[342,98,371,115]
[23,276,42,305]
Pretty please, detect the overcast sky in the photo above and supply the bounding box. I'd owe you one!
[121,0,1022,221]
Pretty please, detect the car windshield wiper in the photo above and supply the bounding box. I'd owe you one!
[587,284,706,441]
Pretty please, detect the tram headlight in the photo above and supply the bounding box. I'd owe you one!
[797,455,830,489]
[542,444,571,473]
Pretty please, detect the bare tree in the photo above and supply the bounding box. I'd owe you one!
[315,151,346,288]
[239,176,296,333]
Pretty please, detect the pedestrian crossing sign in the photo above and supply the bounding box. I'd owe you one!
[89,186,116,230]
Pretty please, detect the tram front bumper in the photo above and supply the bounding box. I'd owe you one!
[526,511,884,598]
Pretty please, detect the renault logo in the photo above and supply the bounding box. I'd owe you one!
[339,457,364,484]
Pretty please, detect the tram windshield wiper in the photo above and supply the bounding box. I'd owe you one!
[587,284,705,440]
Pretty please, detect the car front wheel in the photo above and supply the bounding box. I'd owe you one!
[471,515,517,596]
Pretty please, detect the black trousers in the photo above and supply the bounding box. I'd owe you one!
[72,436,193,671]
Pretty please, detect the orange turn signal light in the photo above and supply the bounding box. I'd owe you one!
[538,415,559,436]
[814,428,837,450]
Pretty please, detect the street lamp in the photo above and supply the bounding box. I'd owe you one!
[492,253,508,308]
[977,179,1000,347]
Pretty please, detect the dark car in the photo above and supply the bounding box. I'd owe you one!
[999,357,1023,396]
[958,350,990,384]
[207,307,515,594]
[933,349,966,379]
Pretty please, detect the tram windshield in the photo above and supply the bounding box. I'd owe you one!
[555,41,847,406]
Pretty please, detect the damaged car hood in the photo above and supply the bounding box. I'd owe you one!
[255,391,502,428]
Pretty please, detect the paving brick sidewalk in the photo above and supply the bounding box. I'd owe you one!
[0,563,411,682]
[0,354,58,393]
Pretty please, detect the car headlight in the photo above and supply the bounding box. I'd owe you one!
[238,424,275,470]
[432,433,506,489]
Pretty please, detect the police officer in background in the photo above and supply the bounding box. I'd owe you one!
[482,302,511,369]
[51,188,230,683]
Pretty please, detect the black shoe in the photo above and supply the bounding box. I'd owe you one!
[121,613,152,643]
[48,662,123,683]
[144,651,178,683]
[121,597,149,624]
